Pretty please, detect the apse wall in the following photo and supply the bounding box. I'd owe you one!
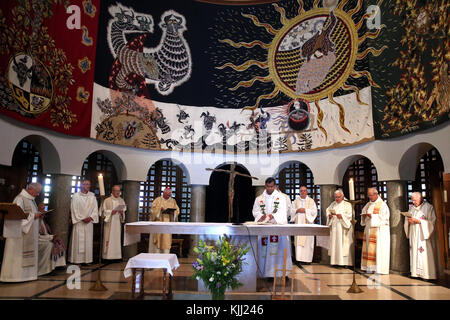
[1,114,448,186]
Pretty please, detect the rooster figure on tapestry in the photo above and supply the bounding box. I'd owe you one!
[107,3,192,97]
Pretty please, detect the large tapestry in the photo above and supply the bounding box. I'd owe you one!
[0,0,448,152]
[92,0,381,153]
[0,0,100,136]
[370,0,449,138]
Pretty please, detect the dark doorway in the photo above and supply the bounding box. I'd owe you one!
[205,163,255,223]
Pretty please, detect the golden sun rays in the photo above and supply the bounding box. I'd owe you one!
[216,0,387,138]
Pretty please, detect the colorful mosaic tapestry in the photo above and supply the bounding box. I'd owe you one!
[0,0,99,136]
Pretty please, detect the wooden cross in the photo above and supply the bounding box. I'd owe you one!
[206,163,258,222]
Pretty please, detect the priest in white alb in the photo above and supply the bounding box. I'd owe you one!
[326,189,354,266]
[252,177,292,278]
[37,204,66,276]
[360,188,390,274]
[69,180,99,264]
[291,186,318,264]
[276,186,292,221]
[101,185,127,260]
[404,192,437,280]
[0,183,43,282]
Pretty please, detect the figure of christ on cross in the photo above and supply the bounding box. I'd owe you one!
[206,163,259,223]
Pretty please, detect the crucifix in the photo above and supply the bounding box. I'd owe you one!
[206,163,259,223]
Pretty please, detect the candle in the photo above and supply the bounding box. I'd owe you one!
[349,178,355,201]
[444,190,448,203]
[98,174,105,196]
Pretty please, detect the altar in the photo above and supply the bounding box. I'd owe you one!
[124,221,330,292]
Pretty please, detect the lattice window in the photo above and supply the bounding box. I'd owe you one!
[16,140,52,207]
[42,174,52,210]
[20,140,42,186]
[276,162,321,224]
[407,148,440,205]
[71,175,82,195]
[71,154,118,196]
[139,160,191,222]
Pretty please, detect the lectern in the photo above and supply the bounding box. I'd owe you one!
[0,203,28,239]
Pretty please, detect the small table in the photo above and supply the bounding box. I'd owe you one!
[124,253,179,299]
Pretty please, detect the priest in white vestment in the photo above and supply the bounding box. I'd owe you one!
[291,186,318,264]
[69,180,99,264]
[252,177,292,278]
[276,187,292,221]
[101,185,126,260]
[326,189,354,266]
[404,192,437,280]
[38,206,66,276]
[360,188,390,274]
[1,183,43,282]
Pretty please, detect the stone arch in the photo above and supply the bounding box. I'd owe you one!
[163,158,191,186]
[206,161,254,223]
[398,142,443,181]
[12,134,61,174]
[335,154,370,186]
[274,160,315,179]
[81,149,127,182]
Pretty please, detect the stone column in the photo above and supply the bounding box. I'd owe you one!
[48,174,72,248]
[386,180,410,274]
[255,186,265,198]
[319,184,338,264]
[189,185,206,256]
[122,180,140,260]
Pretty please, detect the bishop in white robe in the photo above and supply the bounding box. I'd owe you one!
[1,184,43,282]
[69,180,99,264]
[101,185,127,260]
[252,178,292,278]
[360,188,390,274]
[291,186,318,263]
[404,192,437,280]
[326,189,354,266]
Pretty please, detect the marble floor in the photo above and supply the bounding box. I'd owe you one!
[0,258,449,300]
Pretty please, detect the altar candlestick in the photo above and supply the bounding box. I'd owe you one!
[98,174,105,196]
[349,178,355,201]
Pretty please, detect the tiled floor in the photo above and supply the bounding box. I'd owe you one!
[0,258,449,300]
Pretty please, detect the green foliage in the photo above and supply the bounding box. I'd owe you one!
[191,235,250,299]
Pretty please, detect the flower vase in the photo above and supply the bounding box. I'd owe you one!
[211,289,225,300]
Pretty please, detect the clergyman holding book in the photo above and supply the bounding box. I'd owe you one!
[149,187,180,254]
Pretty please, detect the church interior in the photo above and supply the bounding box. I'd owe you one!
[0,0,449,301]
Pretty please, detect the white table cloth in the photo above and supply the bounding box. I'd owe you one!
[123,253,180,278]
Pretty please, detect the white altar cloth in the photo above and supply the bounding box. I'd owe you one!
[124,253,179,278]
[123,221,330,246]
